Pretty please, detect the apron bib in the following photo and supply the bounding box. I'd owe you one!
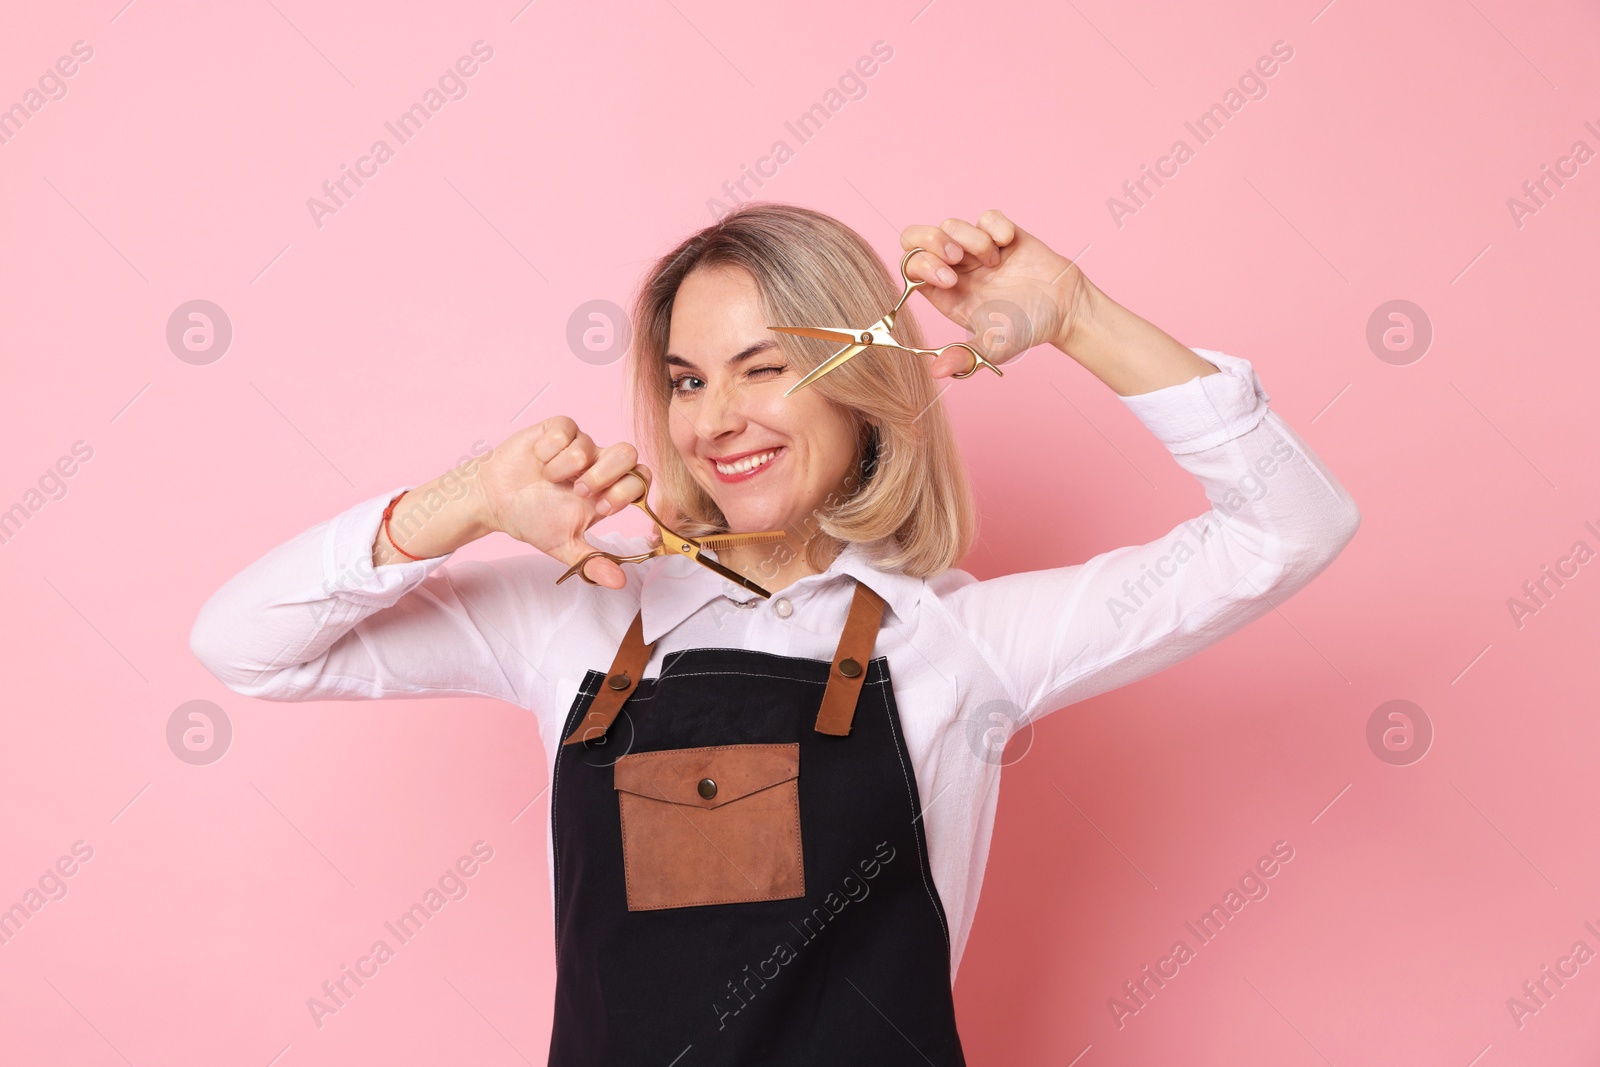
[548,580,966,1066]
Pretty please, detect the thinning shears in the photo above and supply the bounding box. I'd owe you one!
[771,246,1006,397]
[556,465,787,599]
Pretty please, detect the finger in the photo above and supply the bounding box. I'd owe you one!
[543,432,600,484]
[572,442,640,501]
[580,554,628,589]
[975,209,1017,248]
[531,416,579,463]
[555,541,628,589]
[899,225,964,282]
[590,460,650,518]
[912,252,959,289]
[940,217,1001,268]
[900,245,958,289]
[899,222,966,264]
[927,348,972,379]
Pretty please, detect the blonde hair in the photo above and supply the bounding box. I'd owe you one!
[626,202,976,578]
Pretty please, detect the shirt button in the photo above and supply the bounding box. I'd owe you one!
[773,597,793,618]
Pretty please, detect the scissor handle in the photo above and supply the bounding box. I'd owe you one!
[895,249,1006,380]
[895,247,938,310]
[935,342,1005,380]
[557,548,657,586]
[616,464,652,507]
[554,465,658,586]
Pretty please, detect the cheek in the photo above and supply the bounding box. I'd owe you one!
[821,412,858,463]
[771,395,839,441]
[831,433,859,474]
[667,409,695,450]
[796,411,854,472]
[739,400,797,450]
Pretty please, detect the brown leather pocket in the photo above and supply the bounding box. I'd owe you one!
[613,742,804,911]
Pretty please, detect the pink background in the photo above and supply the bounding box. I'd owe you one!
[3,0,1599,1063]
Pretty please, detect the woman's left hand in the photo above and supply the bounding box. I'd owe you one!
[900,210,1091,377]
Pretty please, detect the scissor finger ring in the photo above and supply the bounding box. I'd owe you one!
[902,246,948,288]
[944,343,1005,380]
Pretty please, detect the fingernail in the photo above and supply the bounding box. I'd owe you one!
[573,482,590,497]
[944,243,962,261]
[937,267,956,285]
[596,499,611,515]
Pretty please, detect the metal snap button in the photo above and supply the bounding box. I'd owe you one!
[697,777,717,799]
[774,597,793,618]
[837,657,862,678]
[606,672,631,691]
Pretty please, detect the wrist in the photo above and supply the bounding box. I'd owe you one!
[461,465,499,540]
[381,492,429,562]
[1052,267,1104,357]
[378,471,493,565]
[1046,277,1218,396]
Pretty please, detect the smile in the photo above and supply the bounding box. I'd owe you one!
[712,447,784,482]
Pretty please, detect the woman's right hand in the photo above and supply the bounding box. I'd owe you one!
[472,416,647,589]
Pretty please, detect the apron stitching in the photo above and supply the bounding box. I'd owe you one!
[660,647,891,674]
[661,669,828,685]
[663,646,833,664]
[877,677,952,952]
[649,670,891,686]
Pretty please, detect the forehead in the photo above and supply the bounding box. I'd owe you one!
[667,265,766,352]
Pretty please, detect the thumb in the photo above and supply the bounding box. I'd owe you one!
[551,532,628,590]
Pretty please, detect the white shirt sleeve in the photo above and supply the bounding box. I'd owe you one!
[188,486,593,709]
[940,348,1361,726]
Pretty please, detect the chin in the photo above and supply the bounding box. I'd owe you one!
[714,494,789,533]
[720,507,780,534]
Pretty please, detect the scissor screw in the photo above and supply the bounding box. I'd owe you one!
[680,544,691,553]
[859,332,873,343]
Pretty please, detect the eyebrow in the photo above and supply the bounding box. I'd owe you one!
[664,339,780,373]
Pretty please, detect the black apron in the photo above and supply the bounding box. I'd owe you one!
[547,580,966,1066]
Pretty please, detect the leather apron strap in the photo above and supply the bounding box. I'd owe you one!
[560,579,886,747]
[813,580,885,736]
[561,610,655,747]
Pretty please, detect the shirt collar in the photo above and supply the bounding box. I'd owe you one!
[638,539,923,645]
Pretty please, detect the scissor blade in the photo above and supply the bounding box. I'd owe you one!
[770,325,862,345]
[695,530,787,550]
[686,549,774,599]
[784,344,866,397]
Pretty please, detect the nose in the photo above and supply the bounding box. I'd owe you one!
[694,375,747,443]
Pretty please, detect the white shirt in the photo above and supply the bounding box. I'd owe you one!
[189,347,1360,981]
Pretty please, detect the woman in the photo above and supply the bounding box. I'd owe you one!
[191,205,1359,1065]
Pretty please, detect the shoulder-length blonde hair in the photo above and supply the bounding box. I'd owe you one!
[627,202,976,578]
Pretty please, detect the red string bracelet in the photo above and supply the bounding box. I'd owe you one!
[381,491,426,562]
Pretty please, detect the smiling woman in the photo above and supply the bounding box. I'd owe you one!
[632,203,975,584]
[191,201,1360,1067]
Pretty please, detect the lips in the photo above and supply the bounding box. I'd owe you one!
[710,446,784,483]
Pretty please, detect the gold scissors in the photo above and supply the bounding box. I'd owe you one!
[771,246,1006,397]
[556,465,787,599]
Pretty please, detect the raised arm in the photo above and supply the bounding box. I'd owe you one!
[189,416,652,704]
[901,210,1359,725]
[943,346,1358,724]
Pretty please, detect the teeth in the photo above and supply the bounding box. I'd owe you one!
[715,449,778,476]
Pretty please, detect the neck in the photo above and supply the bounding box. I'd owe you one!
[718,535,842,596]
